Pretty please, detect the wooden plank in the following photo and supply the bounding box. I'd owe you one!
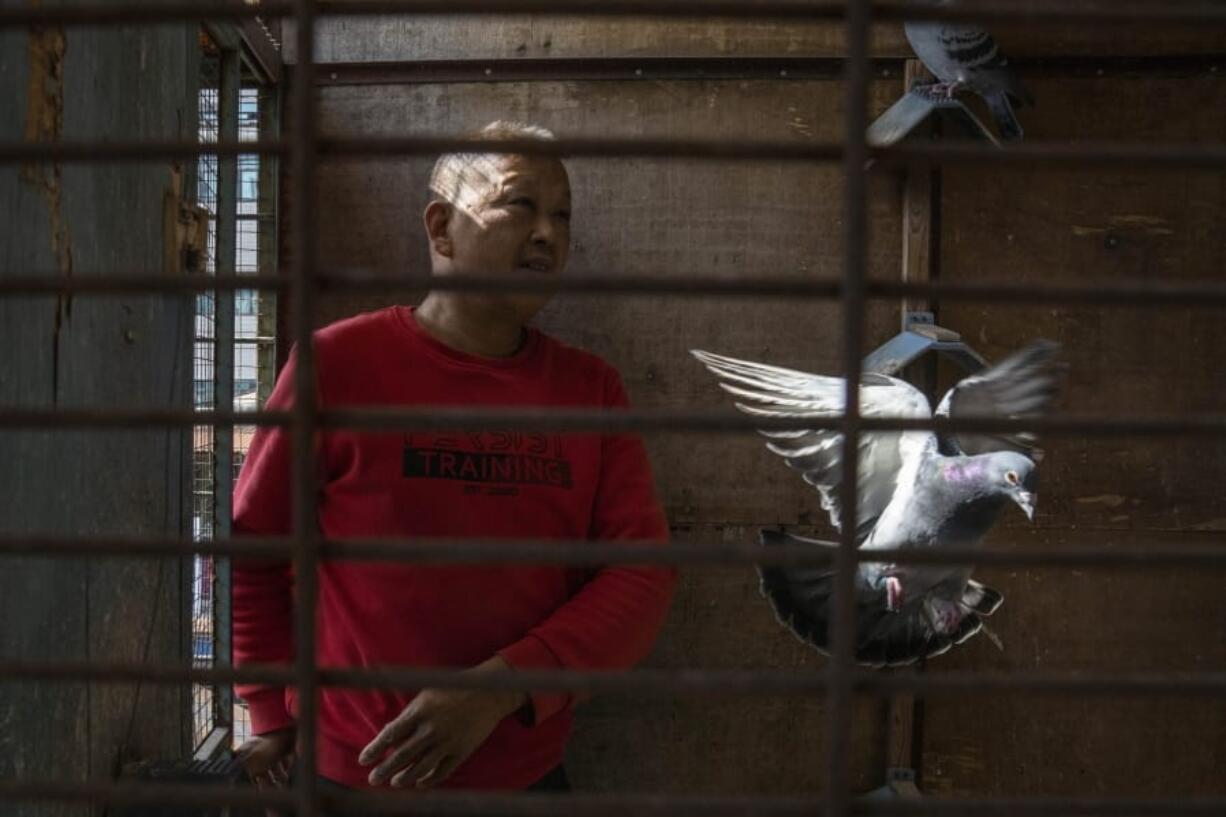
[567,524,885,794]
[0,25,90,817]
[887,62,936,788]
[937,73,1226,533]
[921,526,1226,796]
[900,59,936,325]
[0,23,198,813]
[304,78,905,526]
[286,18,1226,63]
[296,48,1226,803]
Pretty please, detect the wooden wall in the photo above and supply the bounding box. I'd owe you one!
[0,20,199,816]
[289,15,1226,799]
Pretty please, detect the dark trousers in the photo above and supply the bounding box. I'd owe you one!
[291,765,570,817]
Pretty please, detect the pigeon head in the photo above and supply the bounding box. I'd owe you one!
[984,451,1038,521]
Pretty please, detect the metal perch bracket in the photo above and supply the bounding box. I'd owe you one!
[863,311,987,377]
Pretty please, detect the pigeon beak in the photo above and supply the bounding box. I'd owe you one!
[1013,490,1036,522]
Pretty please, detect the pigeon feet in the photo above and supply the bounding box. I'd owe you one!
[914,80,966,100]
[925,597,966,635]
[885,577,904,612]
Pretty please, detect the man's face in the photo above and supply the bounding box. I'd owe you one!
[434,153,572,322]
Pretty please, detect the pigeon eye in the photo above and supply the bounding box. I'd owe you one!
[1005,470,1019,486]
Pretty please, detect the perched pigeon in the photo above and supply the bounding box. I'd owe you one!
[903,19,1034,140]
[692,341,1063,667]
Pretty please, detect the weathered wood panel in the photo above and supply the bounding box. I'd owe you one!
[0,19,199,815]
[569,525,885,795]
[939,74,1226,533]
[286,17,1226,62]
[303,75,902,793]
[923,72,1226,797]
[296,23,1226,804]
[308,77,905,528]
[921,530,1226,796]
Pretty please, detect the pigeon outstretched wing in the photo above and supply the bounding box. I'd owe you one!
[935,339,1064,459]
[691,349,932,544]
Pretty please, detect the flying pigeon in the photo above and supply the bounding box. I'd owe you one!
[903,19,1034,141]
[692,340,1063,667]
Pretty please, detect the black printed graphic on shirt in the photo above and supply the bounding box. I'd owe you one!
[402,432,573,490]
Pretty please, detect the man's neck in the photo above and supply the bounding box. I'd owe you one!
[414,294,527,359]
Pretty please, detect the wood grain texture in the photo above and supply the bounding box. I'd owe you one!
[293,40,1226,801]
[938,74,1226,533]
[568,524,885,795]
[285,17,1226,63]
[0,23,197,814]
[922,72,1226,797]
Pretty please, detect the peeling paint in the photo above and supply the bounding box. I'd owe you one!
[21,10,73,403]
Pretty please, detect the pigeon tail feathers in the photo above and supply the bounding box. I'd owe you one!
[986,90,1024,141]
[758,529,1005,667]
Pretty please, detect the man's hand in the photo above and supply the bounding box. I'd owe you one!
[236,725,296,789]
[358,655,527,789]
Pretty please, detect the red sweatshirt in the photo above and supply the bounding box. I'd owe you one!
[231,306,675,790]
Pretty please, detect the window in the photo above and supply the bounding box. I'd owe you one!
[190,43,278,753]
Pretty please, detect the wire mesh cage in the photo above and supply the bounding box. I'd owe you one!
[2,2,1226,817]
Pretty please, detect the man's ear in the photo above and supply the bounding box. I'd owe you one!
[424,200,454,258]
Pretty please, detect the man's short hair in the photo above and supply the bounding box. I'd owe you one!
[428,120,558,211]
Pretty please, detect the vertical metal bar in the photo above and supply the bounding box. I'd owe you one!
[257,84,281,408]
[291,0,321,815]
[828,0,871,815]
[214,45,241,734]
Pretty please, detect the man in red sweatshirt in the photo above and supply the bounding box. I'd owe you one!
[232,121,676,801]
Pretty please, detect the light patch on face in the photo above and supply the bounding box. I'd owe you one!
[432,155,571,235]
[430,153,506,228]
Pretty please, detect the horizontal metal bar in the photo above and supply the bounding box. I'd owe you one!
[1,781,1223,817]
[5,0,1226,27]
[881,141,1226,171]
[313,55,1226,86]
[9,273,1226,308]
[311,0,1226,25]
[0,136,840,163]
[4,781,1226,817]
[4,535,1225,569]
[315,57,902,85]
[0,536,292,559]
[0,408,289,429]
[320,273,1226,307]
[863,801,1226,817]
[3,661,1225,698]
[0,781,295,812]
[328,410,1226,437]
[8,136,1226,170]
[4,406,1226,436]
[0,274,290,295]
[0,139,286,163]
